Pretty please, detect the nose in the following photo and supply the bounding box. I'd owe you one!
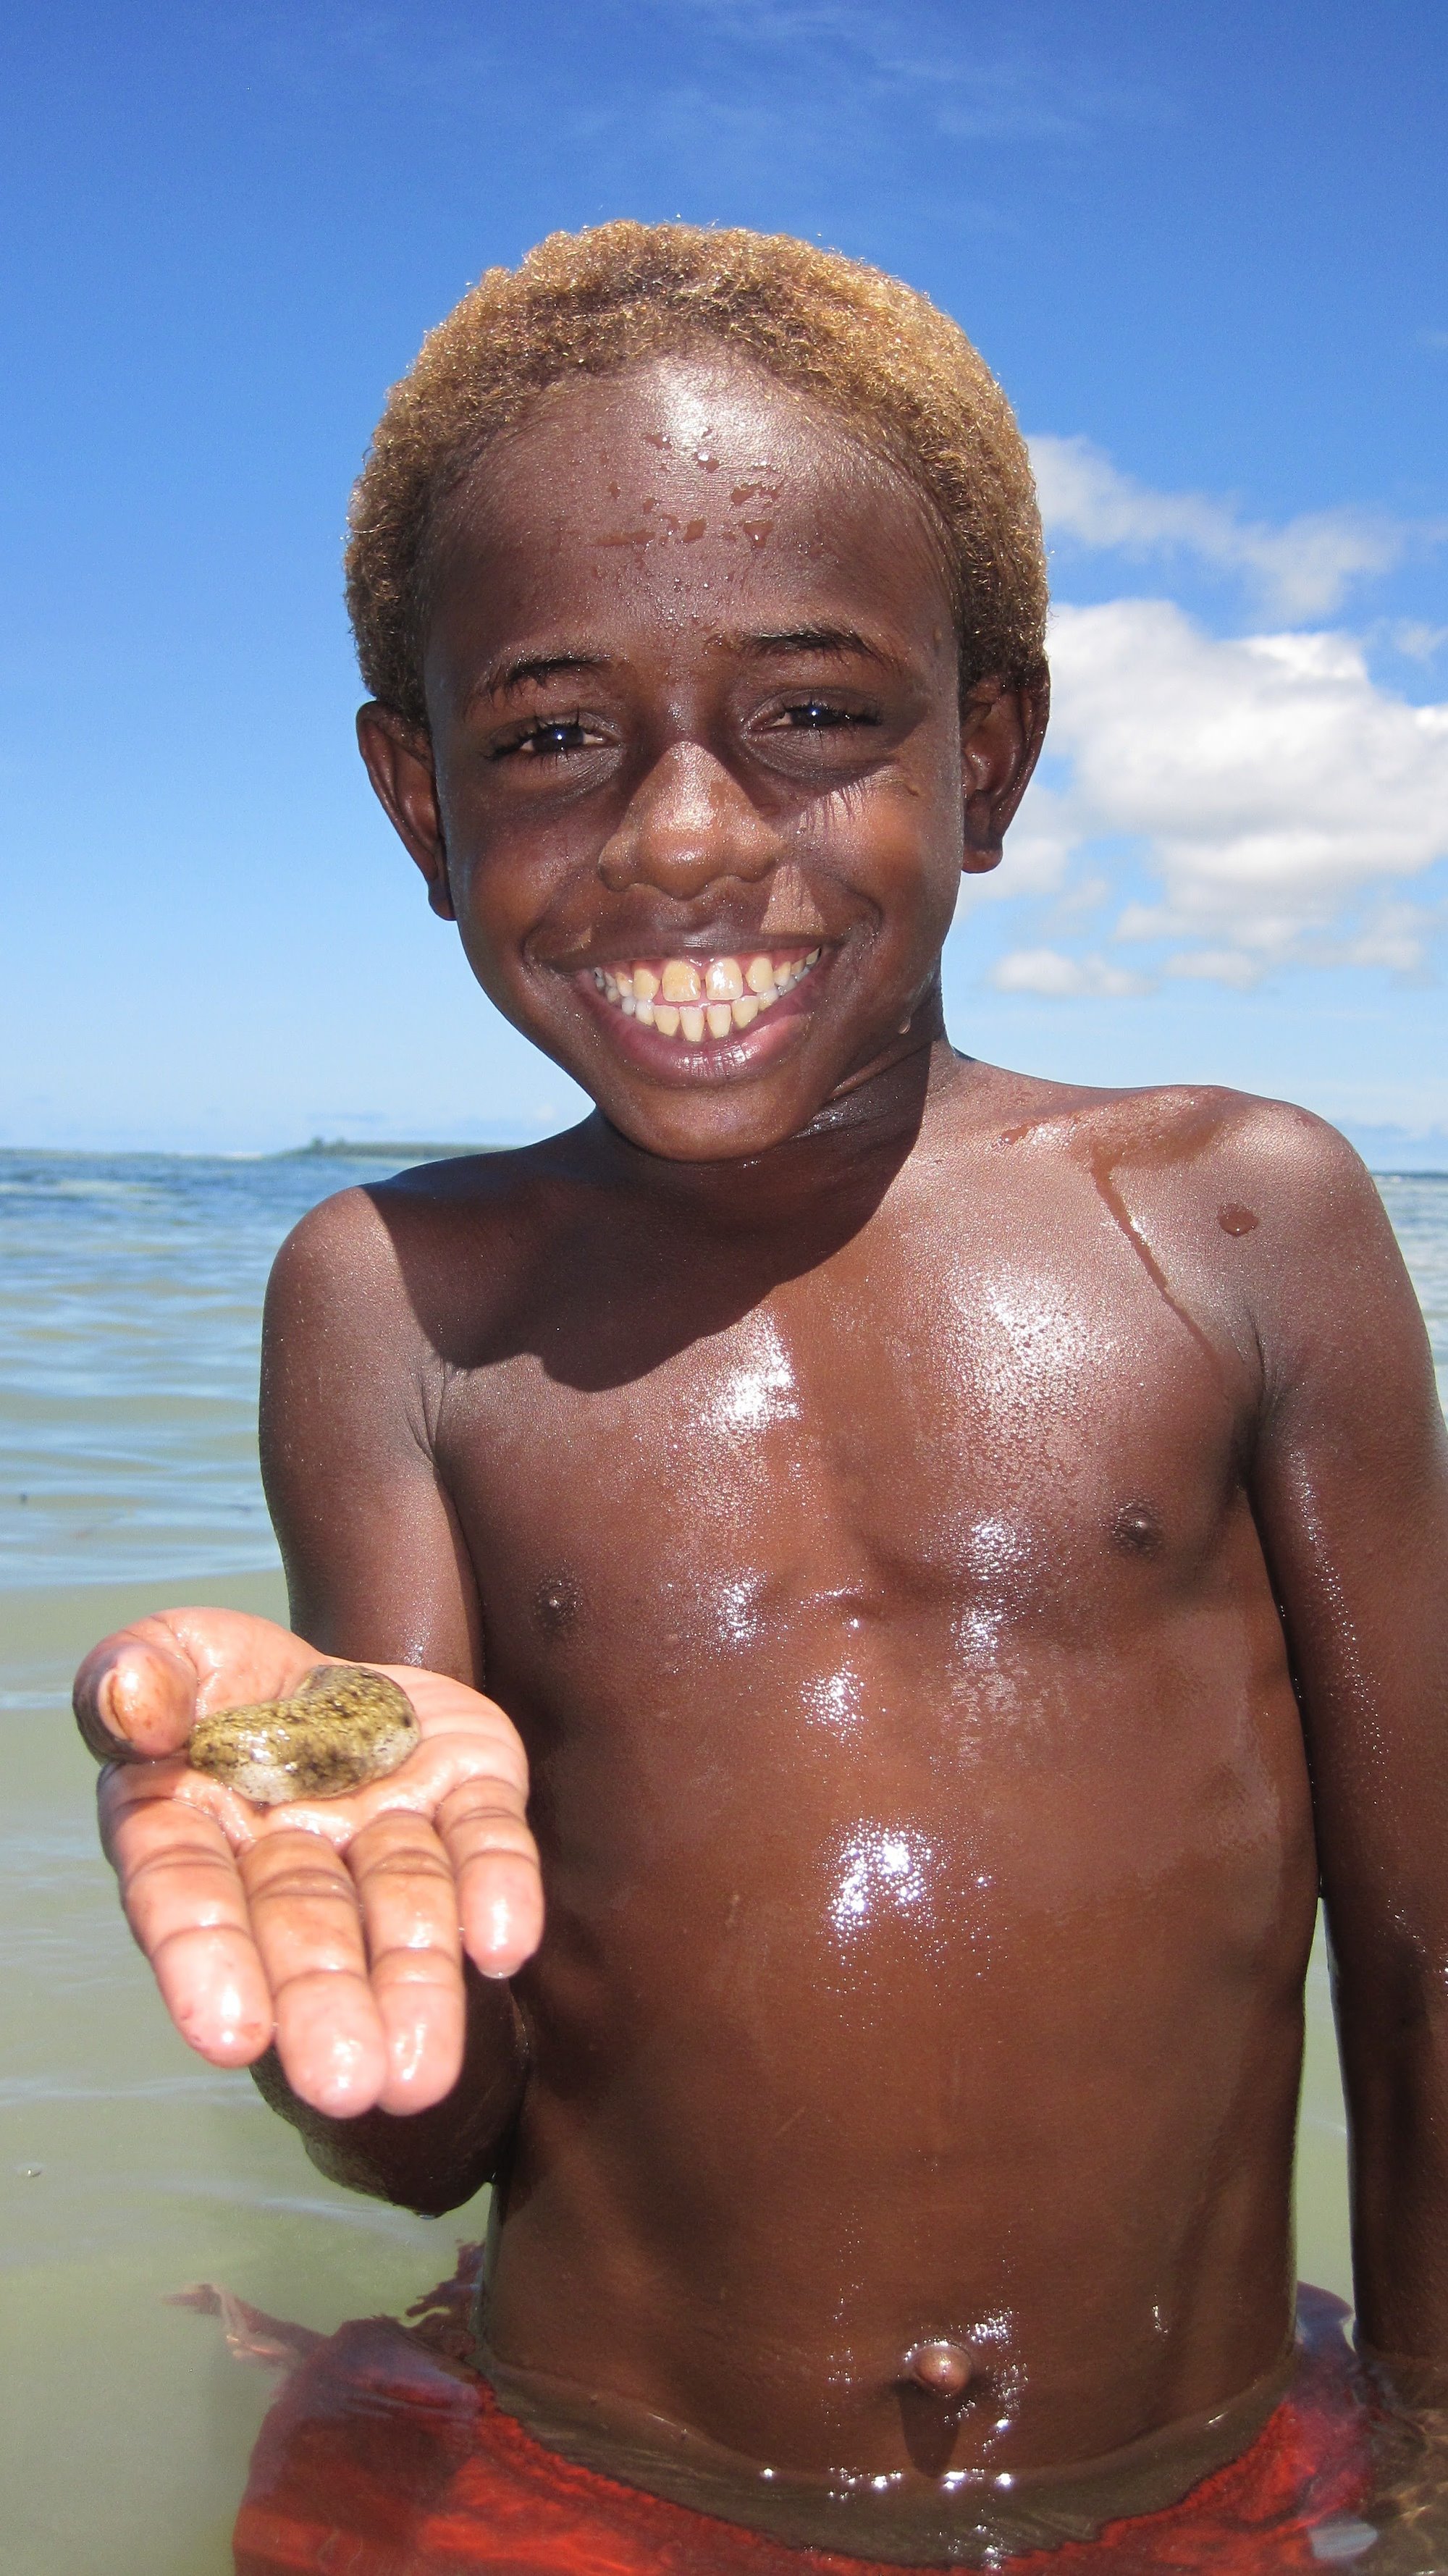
[597,741,779,899]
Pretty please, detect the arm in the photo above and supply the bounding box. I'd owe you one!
[1246,1121,1448,2365]
[76,1187,540,2215]
[248,1961,526,2217]
[253,1184,527,2208]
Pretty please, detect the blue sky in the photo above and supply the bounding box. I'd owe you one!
[1,0,1444,1161]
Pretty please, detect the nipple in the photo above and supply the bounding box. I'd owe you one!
[903,2340,975,2399]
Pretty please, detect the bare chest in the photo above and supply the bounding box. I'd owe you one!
[437,1218,1257,1706]
[435,1197,1306,2067]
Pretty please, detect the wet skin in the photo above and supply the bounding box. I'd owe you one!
[75,358,1448,2502]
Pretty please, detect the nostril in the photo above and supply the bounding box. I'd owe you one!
[596,744,776,893]
[597,829,770,897]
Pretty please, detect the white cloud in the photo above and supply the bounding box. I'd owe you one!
[980,780,1077,898]
[1162,948,1262,990]
[1389,620,1448,662]
[1321,901,1439,976]
[1029,435,1425,620]
[650,3,1146,141]
[1001,599,1448,985]
[991,948,1149,998]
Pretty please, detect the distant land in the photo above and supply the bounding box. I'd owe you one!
[277,1137,500,1162]
[266,1136,1448,1177]
[0,1127,1443,1174]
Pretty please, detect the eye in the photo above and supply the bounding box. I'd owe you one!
[774,699,862,731]
[497,715,605,760]
[759,696,883,741]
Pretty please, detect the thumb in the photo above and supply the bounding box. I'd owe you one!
[74,1619,200,1763]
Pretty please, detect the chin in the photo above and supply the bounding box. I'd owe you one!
[601,1087,815,1163]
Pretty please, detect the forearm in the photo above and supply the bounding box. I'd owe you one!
[1241,1139,1448,2356]
[251,1963,529,2217]
[1338,1950,1448,2363]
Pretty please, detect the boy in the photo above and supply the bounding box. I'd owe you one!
[75,224,1448,2564]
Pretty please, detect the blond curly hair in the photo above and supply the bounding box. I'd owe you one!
[346,221,1048,726]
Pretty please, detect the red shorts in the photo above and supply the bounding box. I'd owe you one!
[232,2284,1373,2575]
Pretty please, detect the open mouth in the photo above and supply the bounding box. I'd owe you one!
[588,948,822,1045]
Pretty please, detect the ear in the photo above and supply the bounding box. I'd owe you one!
[959,670,1051,878]
[355,704,456,921]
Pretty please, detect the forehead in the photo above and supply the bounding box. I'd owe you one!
[424,355,954,696]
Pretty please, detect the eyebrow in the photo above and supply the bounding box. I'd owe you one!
[469,625,903,710]
[720,624,899,669]
[471,651,612,706]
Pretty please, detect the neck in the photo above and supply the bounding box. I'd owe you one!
[589,1006,975,1237]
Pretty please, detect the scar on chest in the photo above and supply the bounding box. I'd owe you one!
[533,1571,584,1636]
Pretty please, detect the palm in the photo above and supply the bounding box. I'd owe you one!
[75,1608,543,2118]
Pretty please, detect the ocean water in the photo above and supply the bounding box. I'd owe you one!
[1,1148,1445,2575]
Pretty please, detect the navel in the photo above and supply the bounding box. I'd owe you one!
[901,2340,976,2399]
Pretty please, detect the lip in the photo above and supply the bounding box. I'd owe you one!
[568,948,830,1085]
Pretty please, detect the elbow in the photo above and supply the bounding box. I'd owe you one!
[299,2126,495,2217]
[397,2179,484,2221]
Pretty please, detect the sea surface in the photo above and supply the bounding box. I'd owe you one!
[1,1149,1445,2575]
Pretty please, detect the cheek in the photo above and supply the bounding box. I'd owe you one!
[834,767,963,954]
[444,858,538,1006]
[449,816,568,953]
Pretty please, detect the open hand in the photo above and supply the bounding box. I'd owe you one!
[74,1608,542,2119]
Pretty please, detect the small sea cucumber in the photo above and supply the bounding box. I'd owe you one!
[188,1664,420,1805]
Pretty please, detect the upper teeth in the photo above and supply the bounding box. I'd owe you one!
[591,951,821,1040]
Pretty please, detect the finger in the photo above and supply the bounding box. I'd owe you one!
[242,1830,389,2117]
[103,1769,274,2064]
[368,1666,533,1794]
[436,1775,544,1979]
[266,1713,535,1851]
[348,1813,468,2114]
[75,1619,199,1762]
[162,1607,332,1717]
[74,1607,324,1762]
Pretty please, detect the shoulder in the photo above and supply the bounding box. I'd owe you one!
[1035,1081,1418,1404]
[965,1063,1376,1211]
[1119,1083,1378,1218]
[952,1063,1399,1315]
[265,1125,602,1354]
[1127,1085,1388,1258]
[1063,1078,1391,1274]
[1108,1090,1420,1401]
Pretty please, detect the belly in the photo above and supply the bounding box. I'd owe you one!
[485,1609,1318,2483]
